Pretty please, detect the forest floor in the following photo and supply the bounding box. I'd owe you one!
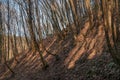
[0,21,120,80]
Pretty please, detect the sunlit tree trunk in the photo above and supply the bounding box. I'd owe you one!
[69,0,78,35]
[85,0,93,28]
[102,0,120,66]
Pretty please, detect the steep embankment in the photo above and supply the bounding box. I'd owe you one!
[0,21,120,80]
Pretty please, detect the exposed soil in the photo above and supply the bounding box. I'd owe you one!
[0,22,120,80]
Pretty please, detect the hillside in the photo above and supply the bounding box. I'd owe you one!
[0,0,120,80]
[0,21,120,80]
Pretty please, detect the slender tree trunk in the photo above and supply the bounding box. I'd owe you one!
[101,0,120,66]
[0,2,2,63]
[27,0,48,69]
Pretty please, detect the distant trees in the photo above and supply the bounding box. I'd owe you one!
[0,0,15,74]
[0,0,120,74]
[27,0,48,69]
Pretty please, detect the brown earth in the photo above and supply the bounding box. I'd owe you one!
[0,22,120,80]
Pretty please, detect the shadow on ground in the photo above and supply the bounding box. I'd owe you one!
[0,22,120,80]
